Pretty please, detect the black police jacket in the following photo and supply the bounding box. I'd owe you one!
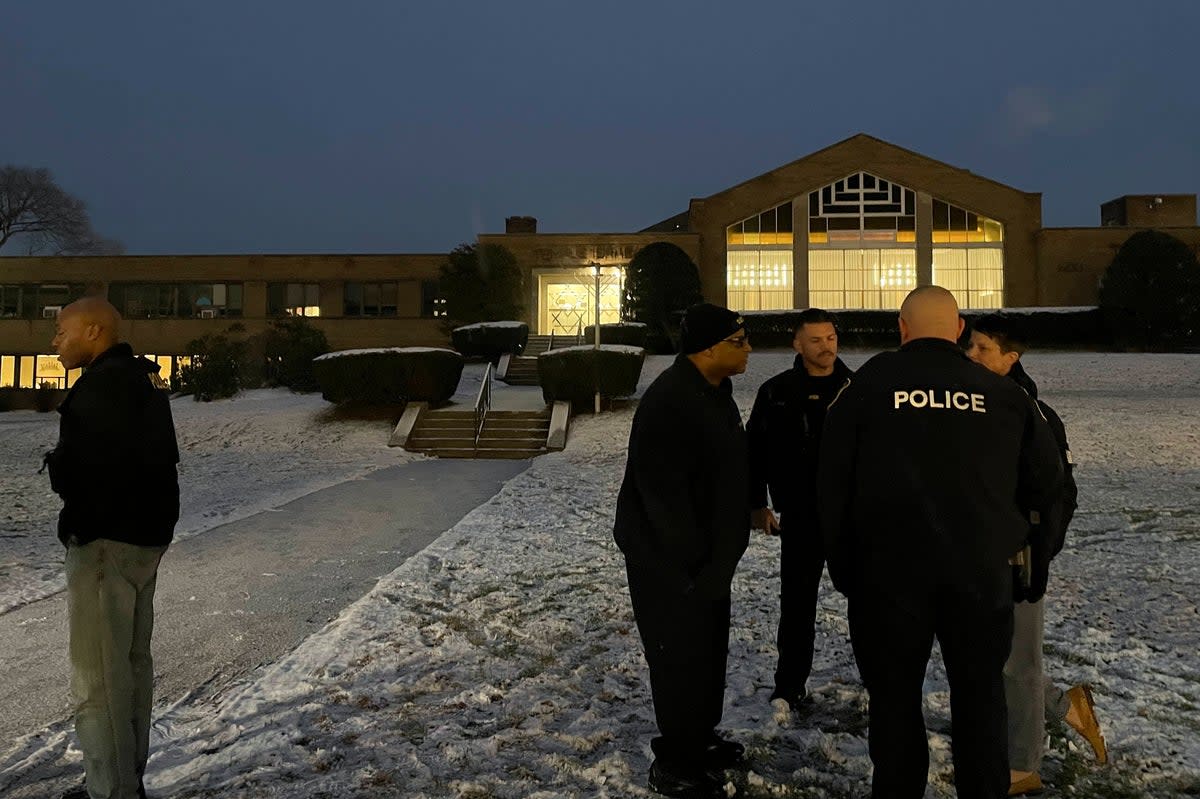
[747,356,853,516]
[45,343,180,547]
[817,338,1063,609]
[1009,361,1078,602]
[613,354,750,599]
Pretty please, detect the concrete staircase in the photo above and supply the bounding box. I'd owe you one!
[501,334,584,387]
[403,408,553,459]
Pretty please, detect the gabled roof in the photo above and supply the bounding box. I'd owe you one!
[639,210,690,233]
[689,133,1040,227]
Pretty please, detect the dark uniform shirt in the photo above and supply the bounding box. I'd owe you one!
[613,354,750,599]
[817,338,1063,609]
[747,356,853,514]
[46,343,181,547]
[1008,361,1078,601]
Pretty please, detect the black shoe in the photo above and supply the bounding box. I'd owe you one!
[705,735,747,770]
[770,685,809,710]
[61,779,147,799]
[647,759,726,799]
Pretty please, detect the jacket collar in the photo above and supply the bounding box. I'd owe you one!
[86,342,135,370]
[791,354,852,382]
[1007,359,1038,399]
[900,337,971,359]
[673,352,733,396]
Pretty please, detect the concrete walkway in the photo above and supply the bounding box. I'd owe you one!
[0,456,531,796]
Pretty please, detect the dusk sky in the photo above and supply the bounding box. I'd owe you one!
[4,1,1198,255]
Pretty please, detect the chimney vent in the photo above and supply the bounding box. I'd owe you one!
[505,216,537,234]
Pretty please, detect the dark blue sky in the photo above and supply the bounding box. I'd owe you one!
[4,1,1198,254]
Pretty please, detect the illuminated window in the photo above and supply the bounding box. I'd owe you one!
[727,251,794,311]
[1,355,15,387]
[727,201,794,311]
[268,283,320,317]
[726,201,793,246]
[810,249,917,309]
[421,281,447,318]
[929,200,1004,308]
[931,200,1004,243]
[809,173,916,245]
[933,249,1004,309]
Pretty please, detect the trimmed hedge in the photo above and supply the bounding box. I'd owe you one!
[960,307,1109,350]
[0,387,69,412]
[740,308,1110,350]
[582,322,649,349]
[451,321,529,363]
[538,345,646,410]
[313,348,464,406]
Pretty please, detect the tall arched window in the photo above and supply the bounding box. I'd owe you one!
[726,201,793,311]
[808,173,917,309]
[930,199,1005,309]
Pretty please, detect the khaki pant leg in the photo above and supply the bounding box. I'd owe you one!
[67,540,165,799]
[1004,598,1046,772]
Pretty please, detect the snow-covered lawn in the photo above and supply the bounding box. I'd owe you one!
[3,352,1198,797]
[0,388,421,614]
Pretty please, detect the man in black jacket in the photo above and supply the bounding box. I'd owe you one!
[614,303,752,799]
[966,314,1106,796]
[818,287,1063,799]
[46,296,179,799]
[746,308,852,709]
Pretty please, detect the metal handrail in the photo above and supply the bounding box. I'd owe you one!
[474,361,493,445]
[547,330,556,352]
[575,320,583,345]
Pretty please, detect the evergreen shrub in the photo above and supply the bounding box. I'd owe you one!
[313,348,464,406]
[538,345,645,410]
[1099,230,1200,351]
[451,321,528,363]
[263,317,330,391]
[176,325,248,401]
[741,308,1110,350]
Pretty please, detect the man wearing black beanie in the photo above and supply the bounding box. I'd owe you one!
[614,302,753,798]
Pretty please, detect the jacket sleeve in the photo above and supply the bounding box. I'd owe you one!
[1015,395,1064,601]
[1038,401,1077,559]
[817,378,859,596]
[628,398,705,593]
[746,382,771,509]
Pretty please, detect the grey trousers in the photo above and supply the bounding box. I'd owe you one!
[1003,598,1072,772]
[66,539,168,799]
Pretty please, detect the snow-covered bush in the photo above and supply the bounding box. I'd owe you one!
[537,345,645,410]
[582,322,648,348]
[313,348,463,406]
[450,321,528,363]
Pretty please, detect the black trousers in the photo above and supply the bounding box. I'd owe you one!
[626,562,731,771]
[775,512,825,696]
[849,587,1013,799]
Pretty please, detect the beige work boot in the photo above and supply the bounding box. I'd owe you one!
[1065,684,1108,764]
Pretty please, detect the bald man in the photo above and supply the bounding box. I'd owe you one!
[45,297,179,799]
[817,287,1063,799]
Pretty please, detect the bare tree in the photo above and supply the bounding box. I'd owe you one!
[0,166,123,255]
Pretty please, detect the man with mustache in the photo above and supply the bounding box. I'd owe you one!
[746,308,853,710]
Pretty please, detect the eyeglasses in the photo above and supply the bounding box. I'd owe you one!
[720,334,750,349]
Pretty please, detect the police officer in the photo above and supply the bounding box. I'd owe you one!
[966,314,1106,796]
[818,287,1063,799]
[614,303,752,799]
[746,308,853,709]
